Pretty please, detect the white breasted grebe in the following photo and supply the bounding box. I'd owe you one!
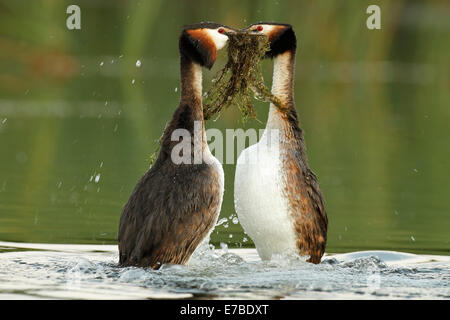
[118,23,235,269]
[234,23,328,264]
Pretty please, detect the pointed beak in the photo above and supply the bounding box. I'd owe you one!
[224,30,236,36]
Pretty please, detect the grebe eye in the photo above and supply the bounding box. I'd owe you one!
[257,25,263,32]
[218,28,224,34]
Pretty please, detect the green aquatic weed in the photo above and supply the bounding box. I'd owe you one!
[149,32,285,166]
[203,31,283,123]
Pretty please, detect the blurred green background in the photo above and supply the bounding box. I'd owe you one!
[0,0,448,255]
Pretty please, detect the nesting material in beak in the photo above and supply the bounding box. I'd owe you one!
[203,31,283,123]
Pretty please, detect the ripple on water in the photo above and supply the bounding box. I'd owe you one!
[0,242,449,299]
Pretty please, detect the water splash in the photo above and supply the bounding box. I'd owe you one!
[215,218,228,227]
[0,243,449,299]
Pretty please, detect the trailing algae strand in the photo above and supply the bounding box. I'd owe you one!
[203,32,283,123]
[150,32,285,166]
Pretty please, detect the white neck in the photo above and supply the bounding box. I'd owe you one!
[191,63,203,99]
[271,52,292,98]
[266,51,294,130]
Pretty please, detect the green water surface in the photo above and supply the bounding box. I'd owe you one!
[0,0,448,255]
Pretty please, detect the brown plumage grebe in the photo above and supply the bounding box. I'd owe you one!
[234,23,328,264]
[118,23,234,269]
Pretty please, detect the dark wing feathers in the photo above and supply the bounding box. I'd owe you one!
[282,123,328,264]
[118,163,222,268]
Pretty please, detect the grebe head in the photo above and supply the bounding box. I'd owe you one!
[244,22,296,58]
[179,22,236,69]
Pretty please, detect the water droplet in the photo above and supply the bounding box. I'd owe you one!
[220,242,228,252]
[136,60,141,67]
[16,152,28,164]
[216,218,228,226]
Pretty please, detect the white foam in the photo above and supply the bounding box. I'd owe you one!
[0,242,449,300]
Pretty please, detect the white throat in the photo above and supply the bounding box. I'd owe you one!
[266,52,293,130]
[191,63,203,99]
[205,29,228,50]
[271,52,292,99]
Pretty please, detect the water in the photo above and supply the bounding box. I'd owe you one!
[0,0,449,300]
[0,104,448,254]
[1,1,449,254]
[0,241,448,299]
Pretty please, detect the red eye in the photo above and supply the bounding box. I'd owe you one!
[218,28,224,34]
[257,25,263,32]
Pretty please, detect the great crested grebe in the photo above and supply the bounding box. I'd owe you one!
[234,23,328,264]
[118,22,234,269]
